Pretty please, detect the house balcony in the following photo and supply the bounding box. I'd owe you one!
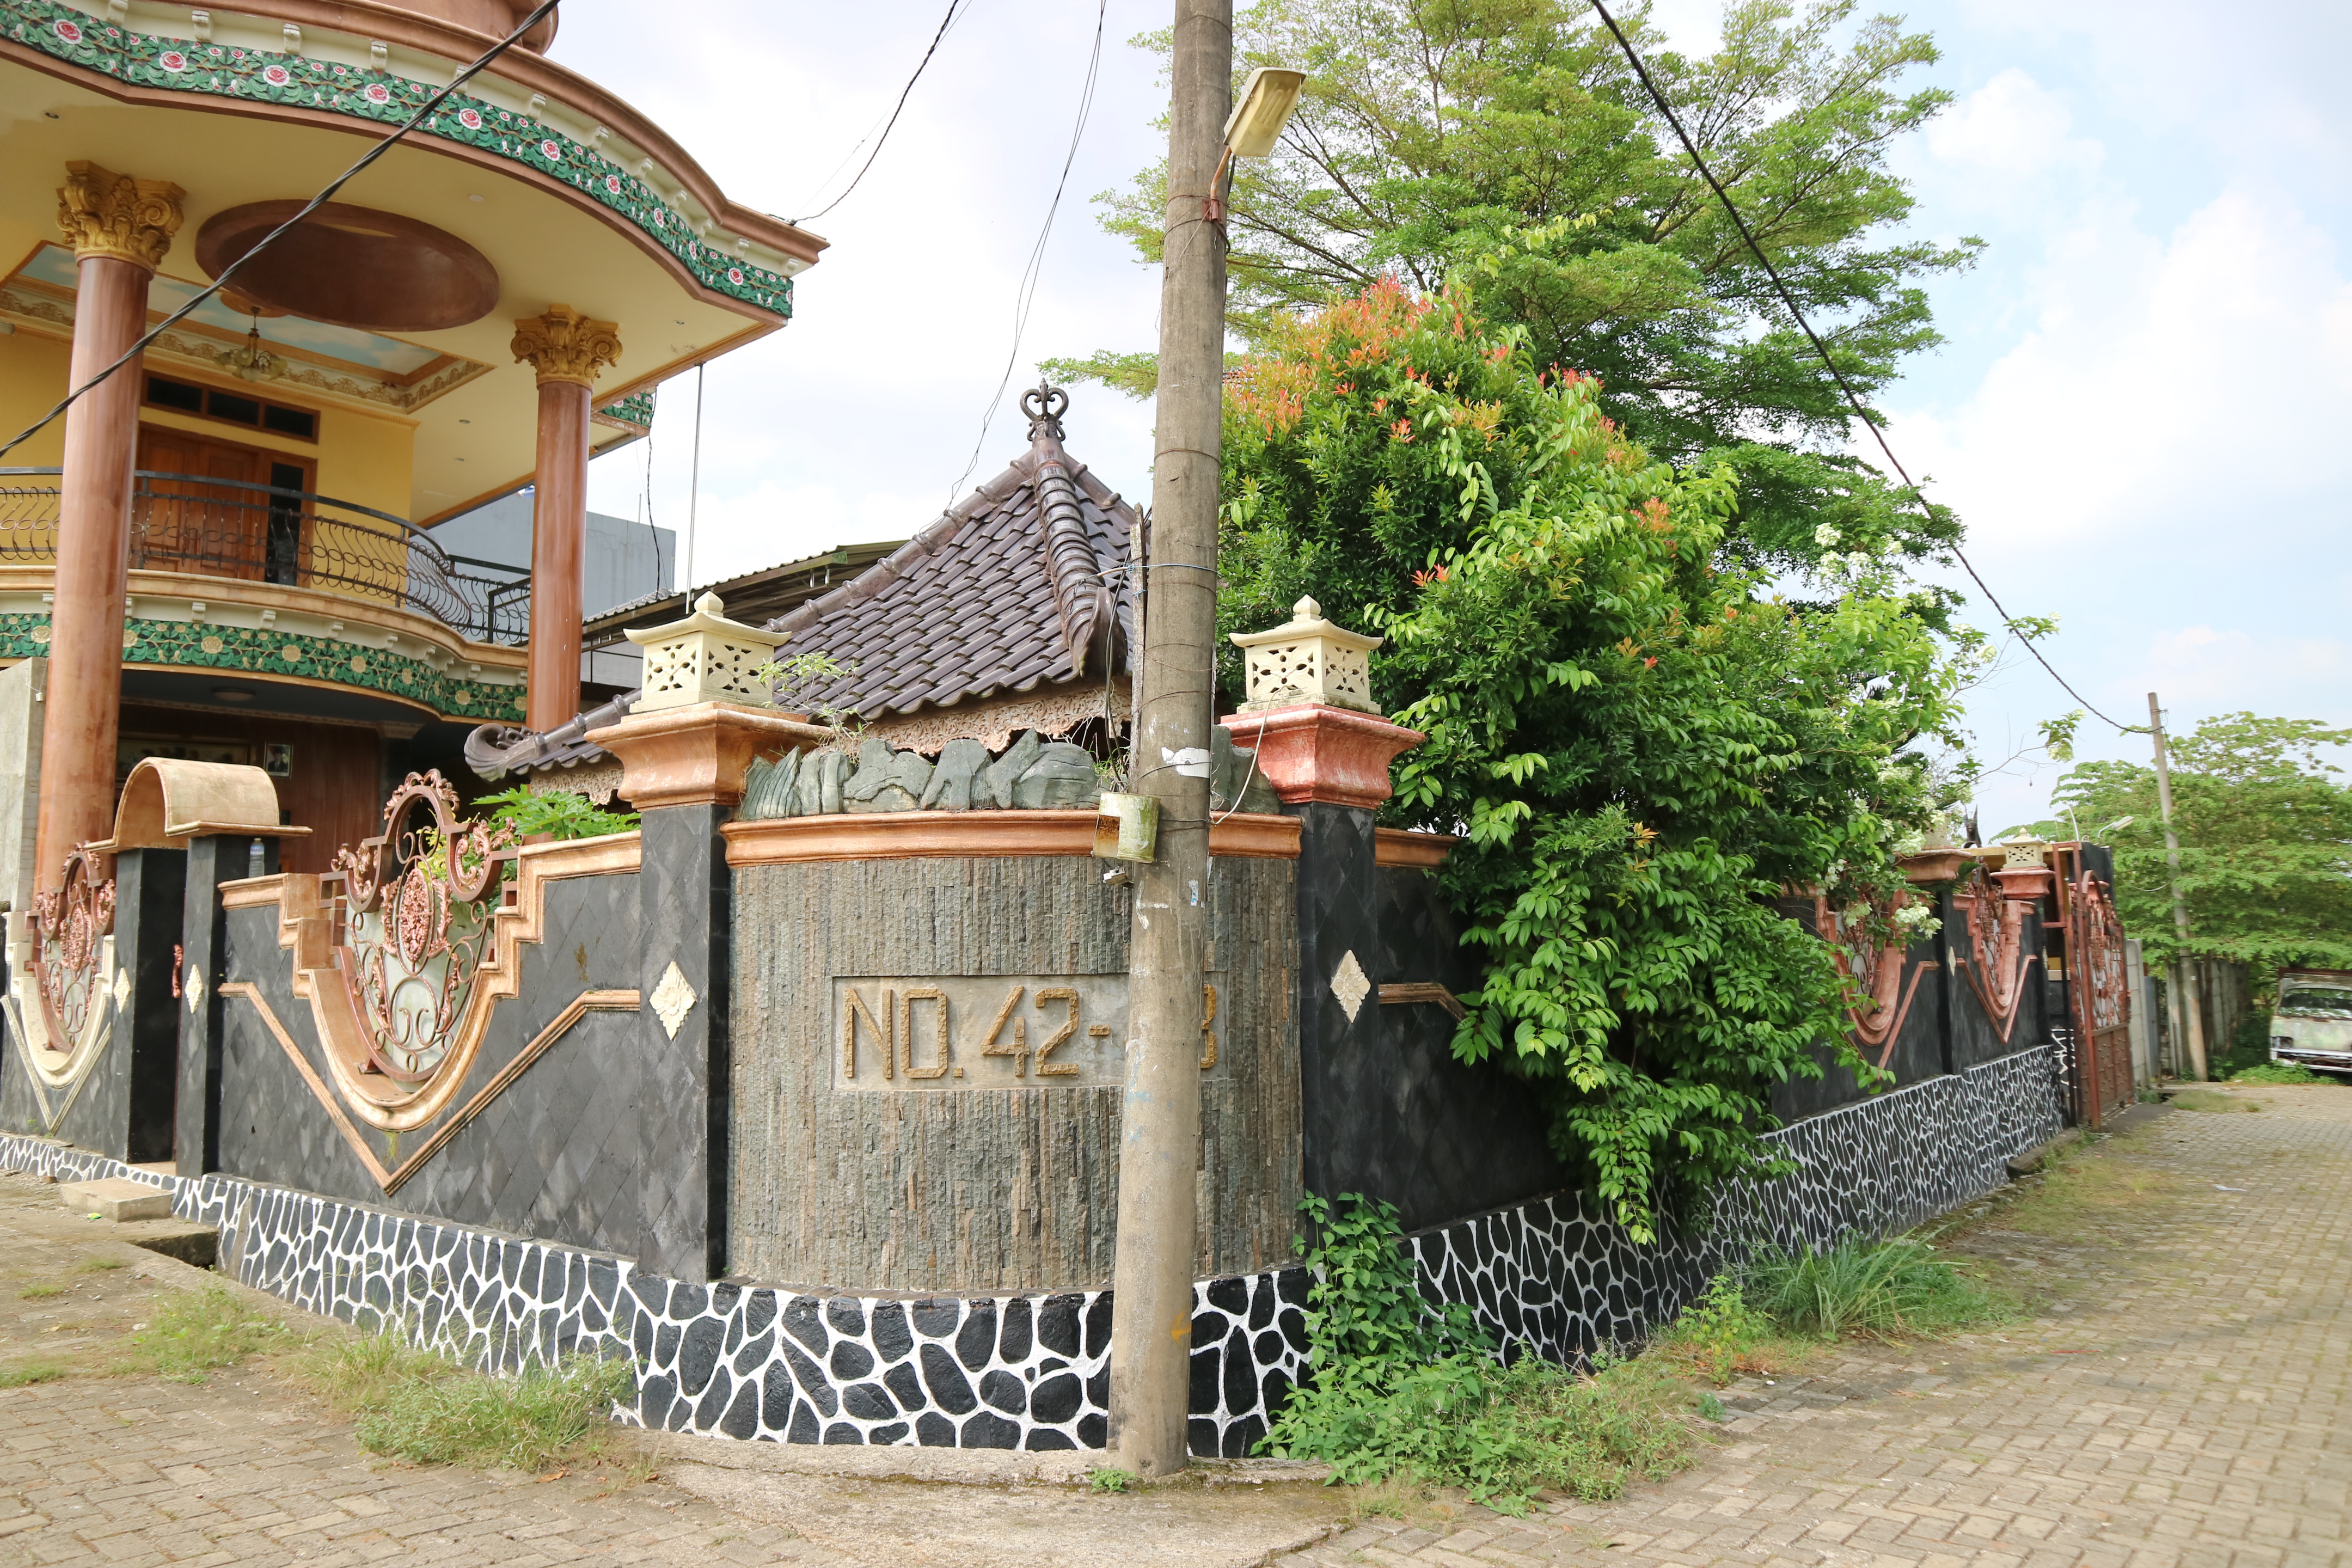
[0,467,530,755]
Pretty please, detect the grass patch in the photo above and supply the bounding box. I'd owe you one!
[2173,1089,2259,1113]
[294,1332,633,1472]
[1744,1236,2009,1341]
[2228,1062,2322,1086]
[75,1257,127,1273]
[120,1282,293,1382]
[18,1282,62,1300]
[1086,1466,1135,1494]
[0,1359,69,1387]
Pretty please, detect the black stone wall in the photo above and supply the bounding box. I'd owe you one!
[1292,804,1566,1233]
[0,846,183,1161]
[207,864,659,1263]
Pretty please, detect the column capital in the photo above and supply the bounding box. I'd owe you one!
[511,303,622,387]
[56,162,186,271]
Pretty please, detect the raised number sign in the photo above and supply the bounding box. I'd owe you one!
[830,975,1221,1091]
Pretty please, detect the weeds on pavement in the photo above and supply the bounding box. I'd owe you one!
[19,1282,60,1300]
[1743,1236,2008,1341]
[1086,1466,1135,1493]
[295,1332,633,1473]
[0,1359,68,1387]
[121,1281,291,1382]
[75,1257,127,1273]
[1652,1274,1807,1385]
[2172,1089,2259,1113]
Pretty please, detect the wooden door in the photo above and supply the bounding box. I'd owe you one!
[134,427,310,583]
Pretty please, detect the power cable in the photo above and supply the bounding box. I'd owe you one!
[950,0,1109,501]
[1586,0,2139,734]
[0,0,562,464]
[790,0,975,226]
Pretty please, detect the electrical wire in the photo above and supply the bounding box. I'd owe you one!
[948,0,1110,502]
[791,0,974,226]
[0,0,562,464]
[1585,0,2138,735]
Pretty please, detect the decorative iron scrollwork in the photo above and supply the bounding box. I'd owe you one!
[2075,869,2128,1032]
[30,844,115,1052]
[331,771,513,1087]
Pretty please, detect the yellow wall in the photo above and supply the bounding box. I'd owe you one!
[0,329,70,468]
[0,329,416,519]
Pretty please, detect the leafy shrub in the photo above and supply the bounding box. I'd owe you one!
[474,786,639,842]
[1656,1273,1780,1386]
[1744,1237,2005,1341]
[2231,1061,2322,1086]
[1261,1195,1694,1512]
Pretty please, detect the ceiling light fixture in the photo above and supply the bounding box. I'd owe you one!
[219,309,285,383]
[213,687,253,703]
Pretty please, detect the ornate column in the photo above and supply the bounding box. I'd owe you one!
[510,304,621,734]
[36,163,184,891]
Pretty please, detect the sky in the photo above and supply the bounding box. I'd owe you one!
[553,0,2351,837]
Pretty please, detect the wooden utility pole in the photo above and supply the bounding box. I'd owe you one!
[2148,691,2207,1080]
[1107,0,1229,1477]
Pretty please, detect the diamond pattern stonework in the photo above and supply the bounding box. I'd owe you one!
[1330,950,1370,1022]
[649,962,697,1040]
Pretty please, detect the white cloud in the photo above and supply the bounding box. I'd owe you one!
[1885,181,2352,552]
[1925,69,2101,181]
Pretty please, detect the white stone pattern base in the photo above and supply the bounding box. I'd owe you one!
[0,1044,2056,1457]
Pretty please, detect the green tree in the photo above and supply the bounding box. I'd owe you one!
[1063,0,1975,575]
[1223,278,1970,1237]
[2026,715,2352,975]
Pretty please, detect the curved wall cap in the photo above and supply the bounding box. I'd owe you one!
[91,757,311,852]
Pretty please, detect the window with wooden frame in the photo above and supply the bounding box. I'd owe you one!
[144,373,319,443]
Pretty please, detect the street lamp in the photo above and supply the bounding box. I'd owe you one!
[1205,66,1306,222]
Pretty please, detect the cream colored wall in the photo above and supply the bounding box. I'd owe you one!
[0,329,70,468]
[134,384,416,521]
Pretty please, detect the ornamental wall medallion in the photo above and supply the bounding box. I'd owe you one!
[1823,891,1932,1068]
[318,771,515,1124]
[1,843,122,1130]
[650,962,697,1040]
[1952,864,2035,1042]
[1330,951,1371,1022]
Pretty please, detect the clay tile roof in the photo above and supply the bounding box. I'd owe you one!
[465,383,1138,781]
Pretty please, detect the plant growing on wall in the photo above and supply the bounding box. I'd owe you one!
[1220,277,1969,1238]
[473,787,640,843]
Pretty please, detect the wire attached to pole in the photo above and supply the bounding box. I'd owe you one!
[1585,0,2137,735]
[0,0,562,464]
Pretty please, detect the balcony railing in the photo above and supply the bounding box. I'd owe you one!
[0,470,530,645]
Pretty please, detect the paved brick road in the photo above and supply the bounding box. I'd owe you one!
[3,1084,2345,1567]
[1285,1086,2352,1568]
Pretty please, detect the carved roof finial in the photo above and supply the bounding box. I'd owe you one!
[1021,379,1068,443]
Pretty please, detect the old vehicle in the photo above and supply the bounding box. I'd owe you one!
[2270,969,2352,1075]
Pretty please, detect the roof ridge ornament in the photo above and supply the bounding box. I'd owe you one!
[1021,379,1068,443]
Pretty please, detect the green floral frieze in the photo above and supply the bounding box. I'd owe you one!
[597,390,656,428]
[0,614,525,722]
[5,0,794,318]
